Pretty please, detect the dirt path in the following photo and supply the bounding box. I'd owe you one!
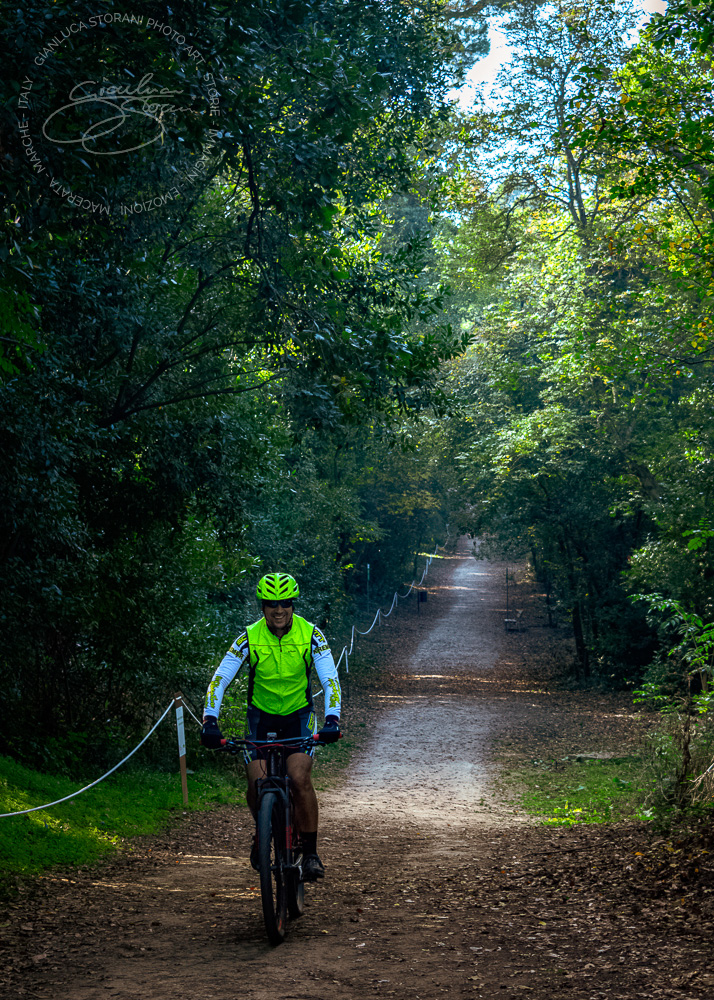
[332,547,527,832]
[3,542,713,1000]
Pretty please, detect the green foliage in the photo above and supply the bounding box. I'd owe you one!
[626,595,714,828]
[0,286,42,376]
[574,3,714,208]
[430,0,714,686]
[0,0,469,765]
[634,712,714,830]
[343,424,451,601]
[571,0,714,316]
[480,0,638,239]
[633,594,714,712]
[649,1,714,55]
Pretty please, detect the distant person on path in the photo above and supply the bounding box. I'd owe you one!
[200,572,341,881]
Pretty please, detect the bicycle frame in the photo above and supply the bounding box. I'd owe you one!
[255,745,301,870]
[222,736,312,844]
[219,735,320,942]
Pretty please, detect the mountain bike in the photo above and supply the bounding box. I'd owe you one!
[219,733,336,945]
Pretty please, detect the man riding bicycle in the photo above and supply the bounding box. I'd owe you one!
[200,572,341,882]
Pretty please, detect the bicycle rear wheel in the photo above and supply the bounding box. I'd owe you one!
[287,822,305,919]
[258,792,288,944]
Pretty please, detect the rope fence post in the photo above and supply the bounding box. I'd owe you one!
[174,692,189,807]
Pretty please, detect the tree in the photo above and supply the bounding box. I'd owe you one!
[0,0,468,762]
[481,0,639,242]
[430,0,714,678]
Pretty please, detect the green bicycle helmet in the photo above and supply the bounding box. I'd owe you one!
[256,572,300,602]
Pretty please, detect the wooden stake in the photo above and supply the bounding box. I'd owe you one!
[174,692,189,807]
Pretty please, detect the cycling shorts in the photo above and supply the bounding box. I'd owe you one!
[243,705,317,763]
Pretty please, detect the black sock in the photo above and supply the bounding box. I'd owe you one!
[301,832,317,855]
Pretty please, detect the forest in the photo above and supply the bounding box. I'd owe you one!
[2,0,714,822]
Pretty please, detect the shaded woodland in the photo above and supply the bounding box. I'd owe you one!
[3,1,714,816]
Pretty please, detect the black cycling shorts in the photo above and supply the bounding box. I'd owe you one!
[243,704,317,763]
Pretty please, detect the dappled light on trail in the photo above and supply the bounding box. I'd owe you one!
[408,558,513,676]
[327,542,529,831]
[331,696,523,829]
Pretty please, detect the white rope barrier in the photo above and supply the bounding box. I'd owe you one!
[182,700,203,728]
[333,541,443,678]
[354,606,382,636]
[379,592,399,619]
[0,700,175,819]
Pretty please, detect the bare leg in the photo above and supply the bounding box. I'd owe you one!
[287,753,318,834]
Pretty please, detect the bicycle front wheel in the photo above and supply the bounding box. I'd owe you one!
[258,792,288,945]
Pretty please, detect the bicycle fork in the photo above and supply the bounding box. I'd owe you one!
[256,776,301,876]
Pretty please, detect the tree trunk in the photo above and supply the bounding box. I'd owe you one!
[572,601,590,678]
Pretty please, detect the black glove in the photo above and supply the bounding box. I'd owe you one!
[201,717,223,749]
[318,715,341,743]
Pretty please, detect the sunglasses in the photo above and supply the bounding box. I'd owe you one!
[263,600,294,609]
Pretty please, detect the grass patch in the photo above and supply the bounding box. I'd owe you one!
[511,756,645,826]
[0,754,243,892]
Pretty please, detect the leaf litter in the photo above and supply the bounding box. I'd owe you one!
[1,543,712,999]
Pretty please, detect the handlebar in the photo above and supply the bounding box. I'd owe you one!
[216,733,342,754]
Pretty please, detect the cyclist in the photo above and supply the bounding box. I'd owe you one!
[200,572,341,882]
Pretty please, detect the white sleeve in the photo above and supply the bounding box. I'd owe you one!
[204,633,249,719]
[312,627,341,718]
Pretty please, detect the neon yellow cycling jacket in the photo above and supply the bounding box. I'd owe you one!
[204,614,341,720]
